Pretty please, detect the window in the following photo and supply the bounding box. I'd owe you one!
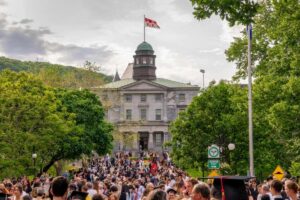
[136,58,139,64]
[155,109,162,120]
[140,108,147,120]
[140,94,147,102]
[155,133,163,146]
[142,57,147,64]
[149,57,153,64]
[179,94,185,102]
[155,94,162,102]
[126,109,132,120]
[125,94,132,102]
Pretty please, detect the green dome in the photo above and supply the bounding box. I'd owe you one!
[136,41,153,51]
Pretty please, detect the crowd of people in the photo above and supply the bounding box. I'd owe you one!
[0,151,299,200]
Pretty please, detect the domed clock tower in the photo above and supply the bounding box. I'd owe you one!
[133,41,156,81]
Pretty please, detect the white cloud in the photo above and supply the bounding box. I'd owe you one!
[0,0,242,84]
[220,20,243,44]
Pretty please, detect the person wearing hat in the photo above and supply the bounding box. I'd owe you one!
[191,183,210,200]
[166,188,177,200]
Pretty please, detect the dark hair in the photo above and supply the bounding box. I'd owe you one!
[285,180,299,193]
[270,180,282,193]
[193,183,210,199]
[110,185,118,193]
[261,194,271,200]
[188,179,198,186]
[22,195,32,200]
[148,190,167,200]
[51,176,69,197]
[92,194,105,200]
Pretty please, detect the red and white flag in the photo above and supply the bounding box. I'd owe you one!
[144,17,160,29]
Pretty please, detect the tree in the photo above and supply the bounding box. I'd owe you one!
[225,0,300,170]
[187,0,300,177]
[190,0,259,26]
[0,70,77,177]
[41,88,114,173]
[0,56,112,89]
[169,82,249,174]
[0,70,113,178]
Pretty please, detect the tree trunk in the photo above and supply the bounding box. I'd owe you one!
[40,158,57,175]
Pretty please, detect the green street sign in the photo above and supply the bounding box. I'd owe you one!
[208,159,220,169]
[208,145,220,158]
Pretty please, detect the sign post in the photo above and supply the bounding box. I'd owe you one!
[208,145,220,169]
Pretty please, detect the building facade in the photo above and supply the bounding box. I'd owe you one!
[92,41,199,153]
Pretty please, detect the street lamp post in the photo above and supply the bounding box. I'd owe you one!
[228,143,235,174]
[32,153,37,176]
[228,143,235,151]
[200,69,205,89]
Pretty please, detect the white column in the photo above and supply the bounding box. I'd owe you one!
[133,132,139,150]
[120,93,124,121]
[163,92,168,121]
[148,132,154,150]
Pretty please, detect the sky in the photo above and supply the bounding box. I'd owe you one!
[0,0,243,86]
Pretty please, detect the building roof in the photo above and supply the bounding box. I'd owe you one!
[121,63,133,79]
[136,41,153,51]
[97,78,199,90]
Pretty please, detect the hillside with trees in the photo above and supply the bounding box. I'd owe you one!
[0,57,112,89]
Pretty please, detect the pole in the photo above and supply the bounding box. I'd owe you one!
[247,24,254,176]
[200,69,205,89]
[202,72,205,88]
[144,15,145,42]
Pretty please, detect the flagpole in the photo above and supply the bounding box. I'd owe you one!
[144,15,146,41]
[247,23,254,177]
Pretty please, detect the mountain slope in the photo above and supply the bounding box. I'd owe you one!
[0,57,112,89]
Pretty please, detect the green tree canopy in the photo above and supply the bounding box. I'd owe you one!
[190,0,259,26]
[169,82,249,174]
[0,70,113,178]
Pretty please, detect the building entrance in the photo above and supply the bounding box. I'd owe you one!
[139,132,149,151]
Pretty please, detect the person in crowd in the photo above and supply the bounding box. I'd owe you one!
[284,180,299,200]
[166,188,177,200]
[184,179,198,199]
[148,190,167,200]
[191,183,210,200]
[258,184,272,200]
[270,180,284,200]
[12,184,23,200]
[250,179,259,200]
[261,194,271,200]
[51,177,69,200]
[86,182,97,197]
[92,194,104,200]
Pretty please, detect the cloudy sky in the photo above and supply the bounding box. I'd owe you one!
[0,0,243,86]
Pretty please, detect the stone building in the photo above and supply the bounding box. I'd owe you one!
[92,41,199,153]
